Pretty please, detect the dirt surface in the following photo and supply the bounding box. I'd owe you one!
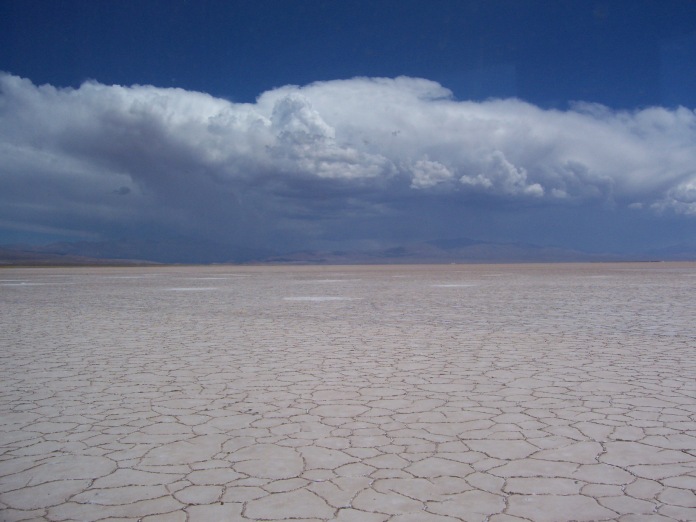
[1,263,695,521]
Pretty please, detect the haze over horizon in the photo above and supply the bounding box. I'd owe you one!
[2,1,696,261]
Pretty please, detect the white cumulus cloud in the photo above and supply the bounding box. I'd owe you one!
[1,73,695,247]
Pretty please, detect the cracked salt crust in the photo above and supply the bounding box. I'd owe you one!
[1,262,695,521]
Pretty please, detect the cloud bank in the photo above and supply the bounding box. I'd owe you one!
[1,73,695,249]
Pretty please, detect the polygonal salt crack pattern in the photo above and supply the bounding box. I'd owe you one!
[0,263,695,521]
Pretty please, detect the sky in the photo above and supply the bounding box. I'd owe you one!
[1,0,696,259]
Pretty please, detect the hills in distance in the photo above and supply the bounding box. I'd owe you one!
[2,236,695,266]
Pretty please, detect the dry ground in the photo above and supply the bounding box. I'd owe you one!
[1,263,695,521]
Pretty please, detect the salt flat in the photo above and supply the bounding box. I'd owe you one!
[1,263,695,521]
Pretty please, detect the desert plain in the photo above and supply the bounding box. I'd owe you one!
[1,263,695,522]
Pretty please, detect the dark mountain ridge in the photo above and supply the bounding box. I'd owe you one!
[1,237,694,266]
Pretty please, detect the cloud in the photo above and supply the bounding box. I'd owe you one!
[1,73,695,248]
[652,180,696,216]
[459,151,544,196]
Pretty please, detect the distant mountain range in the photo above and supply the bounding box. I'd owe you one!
[2,237,695,266]
[0,238,271,266]
[0,246,158,266]
[0,244,165,266]
[261,238,626,264]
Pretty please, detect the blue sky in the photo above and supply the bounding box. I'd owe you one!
[1,0,696,258]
